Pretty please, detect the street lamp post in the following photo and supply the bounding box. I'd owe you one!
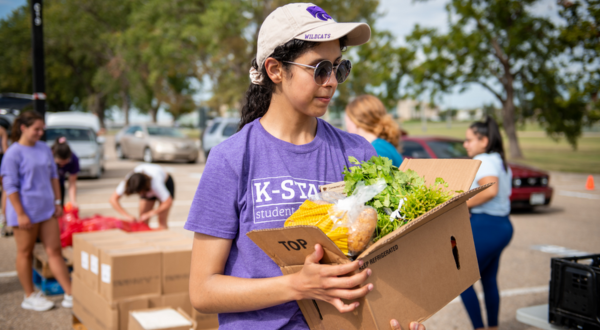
[30,0,46,125]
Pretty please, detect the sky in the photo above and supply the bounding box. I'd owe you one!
[1,0,562,122]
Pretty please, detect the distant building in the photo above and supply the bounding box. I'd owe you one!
[455,108,483,121]
[396,100,440,121]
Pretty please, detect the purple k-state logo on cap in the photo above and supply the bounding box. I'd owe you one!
[306,5,332,21]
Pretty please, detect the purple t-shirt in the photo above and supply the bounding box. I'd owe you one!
[57,152,80,185]
[1,141,58,226]
[185,118,376,329]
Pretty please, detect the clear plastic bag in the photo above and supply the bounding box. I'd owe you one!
[329,179,386,255]
[308,179,386,256]
[286,179,386,256]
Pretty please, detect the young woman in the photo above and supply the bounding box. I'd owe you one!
[109,163,174,229]
[461,116,514,330]
[345,94,403,167]
[0,111,72,311]
[185,4,424,330]
[1,124,10,236]
[0,124,8,172]
[52,137,80,207]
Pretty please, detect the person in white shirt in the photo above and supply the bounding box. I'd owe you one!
[460,116,513,330]
[109,164,174,229]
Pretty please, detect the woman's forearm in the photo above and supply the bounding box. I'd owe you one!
[68,176,78,204]
[7,192,25,215]
[190,234,299,314]
[109,193,133,217]
[467,176,499,208]
[191,272,297,314]
[52,178,61,202]
[466,191,494,208]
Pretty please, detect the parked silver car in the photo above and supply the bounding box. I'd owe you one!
[202,117,240,158]
[45,125,105,178]
[116,124,199,163]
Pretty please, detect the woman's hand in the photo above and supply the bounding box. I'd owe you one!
[123,214,137,222]
[54,205,63,218]
[139,212,152,222]
[290,244,373,313]
[390,320,426,330]
[17,213,32,229]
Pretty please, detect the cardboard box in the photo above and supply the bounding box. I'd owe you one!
[128,231,186,243]
[152,242,192,294]
[128,308,196,330]
[248,159,488,330]
[73,274,161,330]
[146,292,217,330]
[73,274,119,330]
[191,310,219,330]
[73,230,127,277]
[146,292,193,319]
[79,237,145,291]
[100,245,162,302]
[150,239,193,249]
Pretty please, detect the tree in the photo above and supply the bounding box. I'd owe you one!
[0,5,86,112]
[119,0,207,122]
[555,1,600,134]
[406,0,596,158]
[335,30,416,112]
[187,0,407,114]
[0,0,134,127]
[1,0,419,125]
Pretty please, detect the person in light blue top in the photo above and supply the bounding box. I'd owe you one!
[344,94,403,167]
[460,116,513,330]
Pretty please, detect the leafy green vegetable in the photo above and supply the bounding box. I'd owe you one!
[342,156,457,242]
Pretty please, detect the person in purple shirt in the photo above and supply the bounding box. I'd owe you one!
[0,111,72,311]
[185,4,425,330]
[52,137,80,207]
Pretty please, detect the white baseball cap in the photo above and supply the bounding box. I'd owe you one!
[251,3,371,84]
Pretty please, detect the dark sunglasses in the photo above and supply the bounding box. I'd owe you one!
[283,59,352,85]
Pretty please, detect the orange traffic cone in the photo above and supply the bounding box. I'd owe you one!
[586,175,595,190]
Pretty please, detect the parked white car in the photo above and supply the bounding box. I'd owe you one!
[46,111,101,133]
[202,117,240,158]
[45,112,105,178]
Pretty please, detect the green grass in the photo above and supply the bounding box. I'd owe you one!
[400,121,600,174]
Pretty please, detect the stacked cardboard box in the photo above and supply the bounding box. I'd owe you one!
[72,229,219,330]
[128,307,196,330]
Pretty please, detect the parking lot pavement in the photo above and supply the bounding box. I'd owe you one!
[1,136,599,329]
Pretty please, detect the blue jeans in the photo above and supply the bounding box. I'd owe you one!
[460,213,513,329]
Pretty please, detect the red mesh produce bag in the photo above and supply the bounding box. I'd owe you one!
[58,205,152,247]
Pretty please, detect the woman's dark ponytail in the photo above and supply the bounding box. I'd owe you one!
[11,111,44,142]
[52,136,73,160]
[470,116,508,171]
[238,37,348,131]
[239,59,274,130]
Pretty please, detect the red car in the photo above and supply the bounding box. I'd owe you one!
[401,136,553,209]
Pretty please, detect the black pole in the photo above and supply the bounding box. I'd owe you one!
[30,0,46,126]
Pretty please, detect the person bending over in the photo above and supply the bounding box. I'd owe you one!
[109,163,174,229]
[52,137,80,207]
